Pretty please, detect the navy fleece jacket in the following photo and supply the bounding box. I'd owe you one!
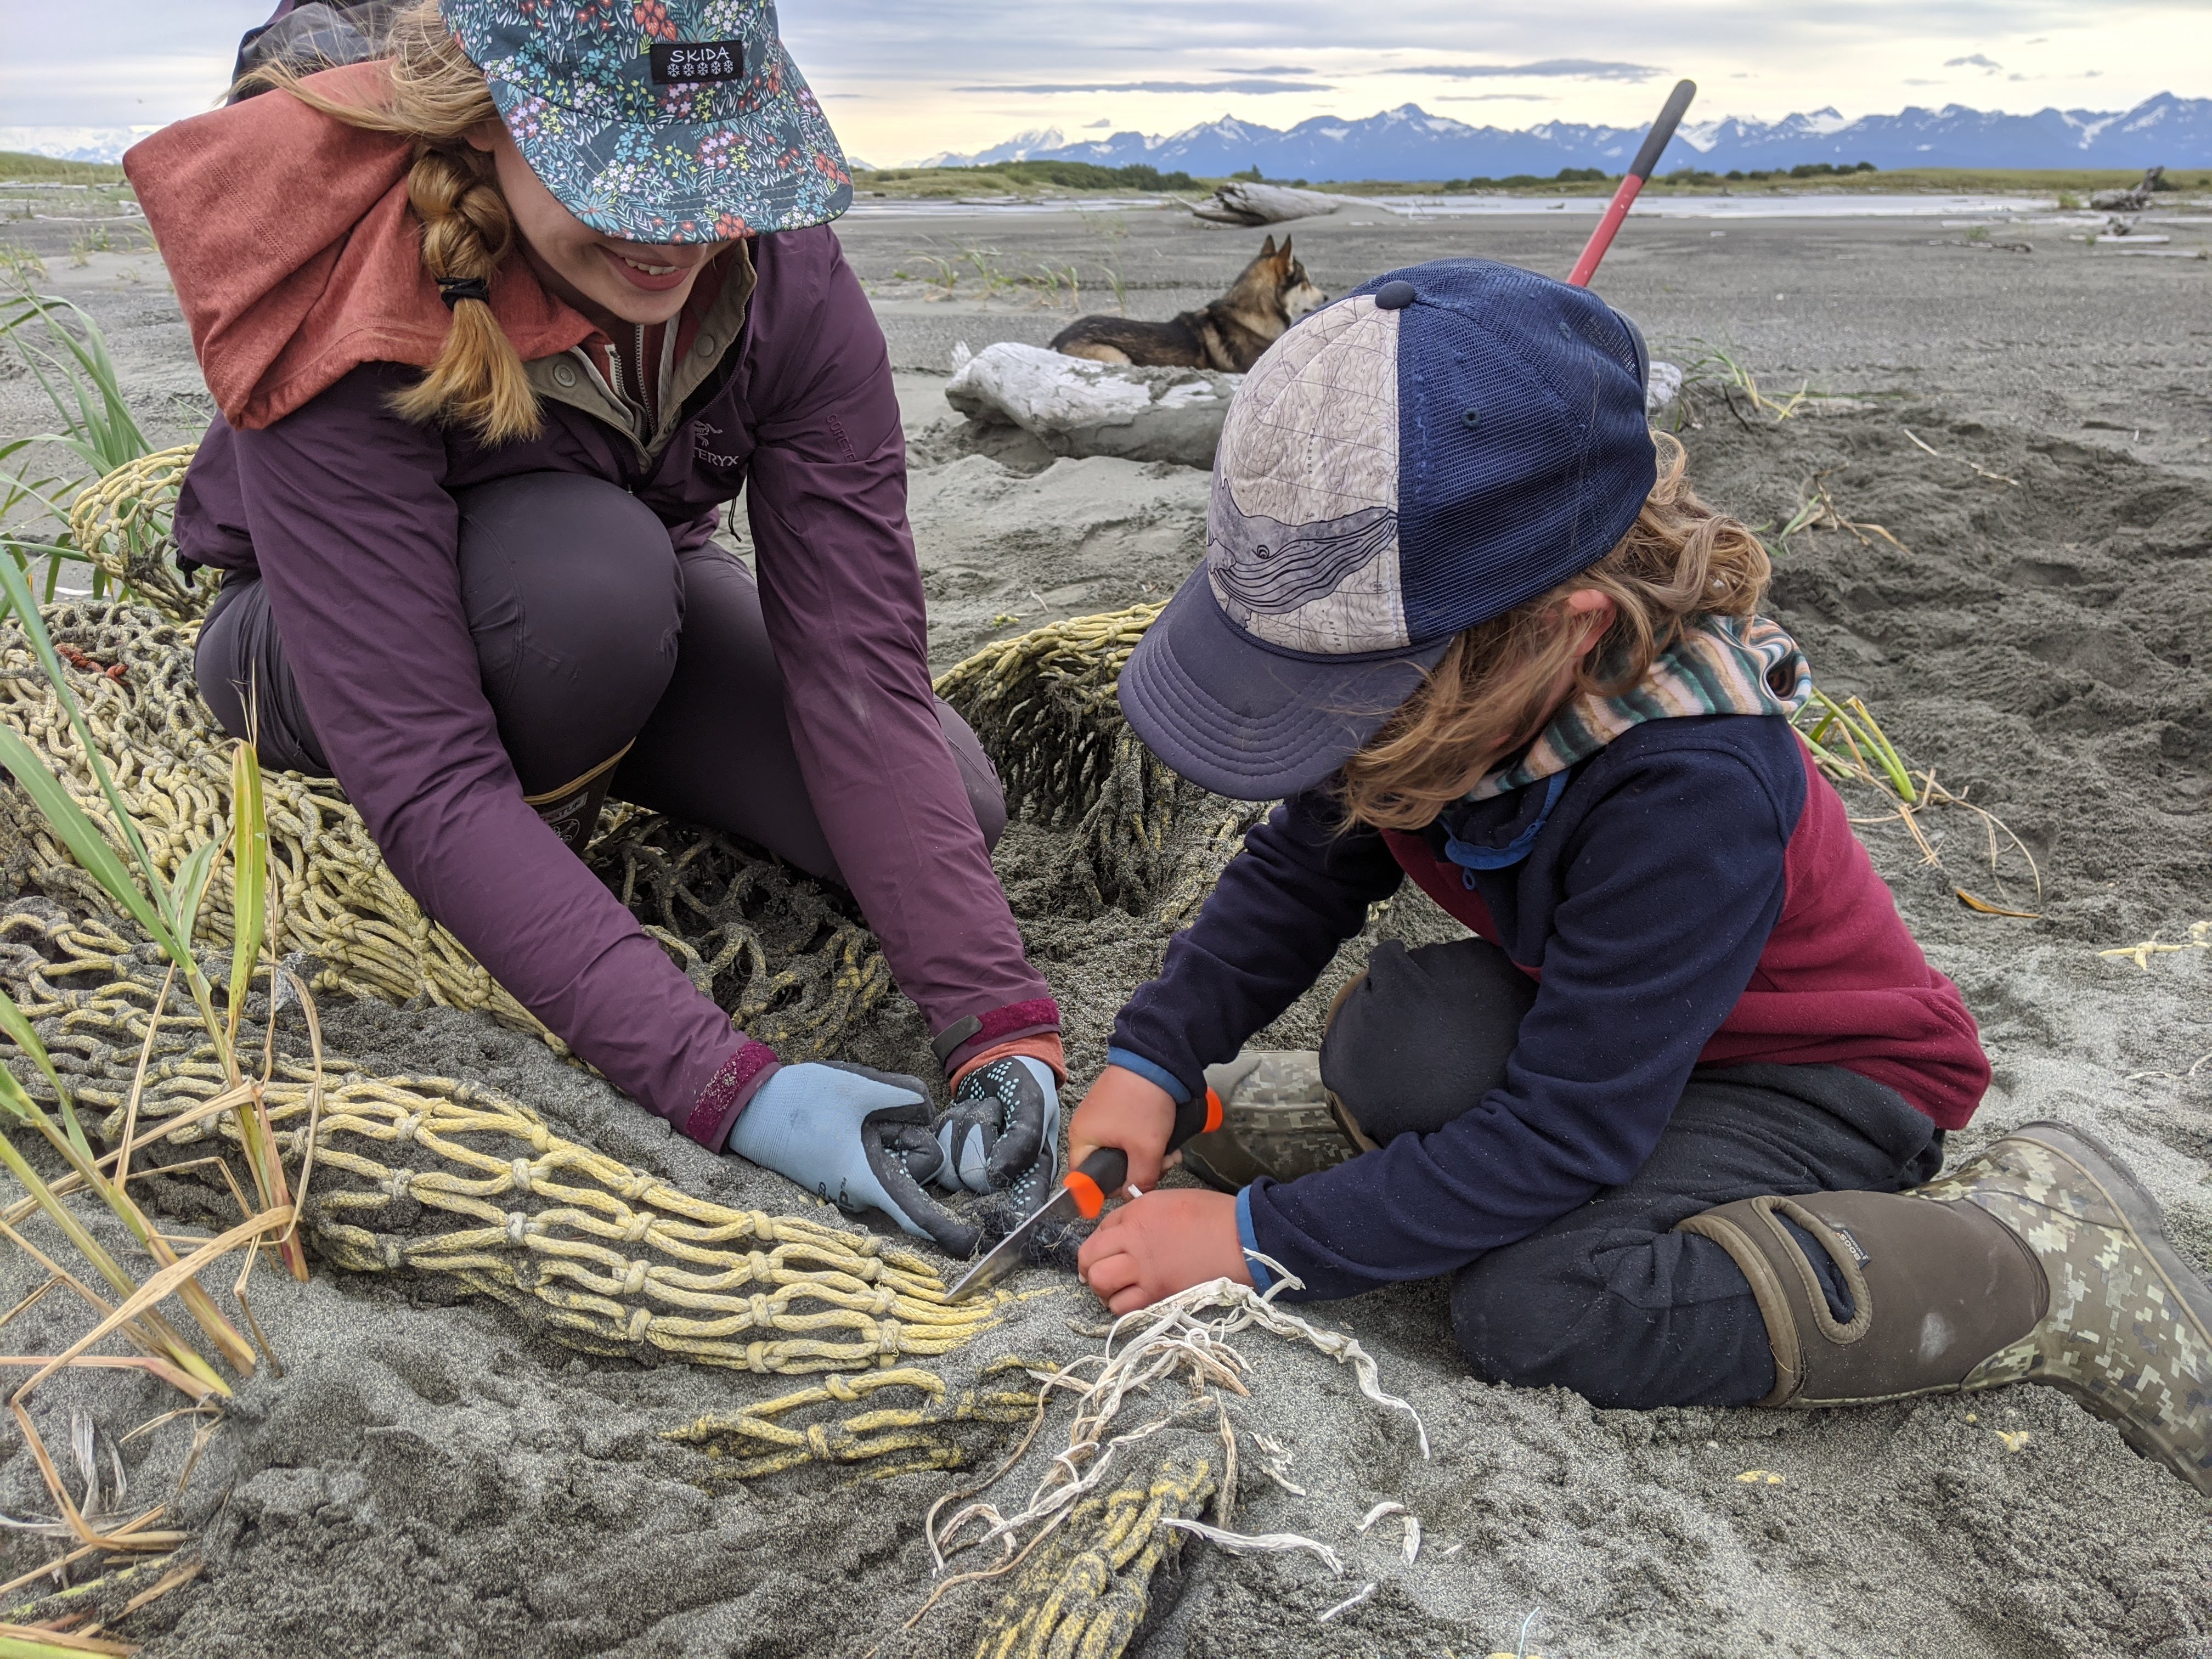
[1107,714,1987,1301]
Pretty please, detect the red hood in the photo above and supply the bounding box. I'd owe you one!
[125,62,596,431]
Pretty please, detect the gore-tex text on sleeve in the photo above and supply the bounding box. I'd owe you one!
[230,364,747,1125]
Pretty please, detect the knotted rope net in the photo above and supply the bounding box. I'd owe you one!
[0,602,902,1062]
[65,444,222,623]
[968,1454,1216,1659]
[0,902,1005,1376]
[935,605,1263,922]
[665,1357,1045,1482]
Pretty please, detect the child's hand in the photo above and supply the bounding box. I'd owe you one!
[1077,1189,1252,1316]
[1066,1065,1178,1190]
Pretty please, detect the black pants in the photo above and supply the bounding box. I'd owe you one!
[195,473,1007,882]
[1321,937,1945,1408]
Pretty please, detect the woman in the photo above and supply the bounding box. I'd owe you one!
[121,0,1062,1255]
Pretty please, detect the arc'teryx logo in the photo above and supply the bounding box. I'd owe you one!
[650,41,746,85]
[693,419,746,470]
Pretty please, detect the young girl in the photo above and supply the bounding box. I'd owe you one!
[1065,261,2209,1493]
[121,0,1064,1256]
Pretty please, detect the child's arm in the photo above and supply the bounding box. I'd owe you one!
[1243,740,1796,1301]
[1068,787,1405,1181]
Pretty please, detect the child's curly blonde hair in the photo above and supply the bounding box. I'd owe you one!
[1338,432,1770,830]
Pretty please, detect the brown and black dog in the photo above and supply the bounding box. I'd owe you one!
[1049,235,1327,374]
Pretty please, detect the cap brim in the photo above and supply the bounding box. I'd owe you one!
[488,48,851,242]
[1118,565,1448,802]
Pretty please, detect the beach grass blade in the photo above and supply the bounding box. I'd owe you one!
[0,994,93,1167]
[0,563,171,935]
[0,1017,256,1380]
[225,742,266,1055]
[0,725,176,960]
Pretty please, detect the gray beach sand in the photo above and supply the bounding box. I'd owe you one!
[0,199,2207,1657]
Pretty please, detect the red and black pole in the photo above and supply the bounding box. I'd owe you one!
[1567,78,1698,287]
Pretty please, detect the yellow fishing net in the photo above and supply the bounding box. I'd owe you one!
[936,606,1262,921]
[0,904,1003,1375]
[968,1454,1216,1659]
[0,602,901,1062]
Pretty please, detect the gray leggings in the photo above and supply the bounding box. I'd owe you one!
[195,472,1007,881]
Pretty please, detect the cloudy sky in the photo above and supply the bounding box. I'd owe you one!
[2,0,2203,162]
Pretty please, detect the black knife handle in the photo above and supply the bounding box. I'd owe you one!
[1066,1084,1226,1218]
[1063,1146,1128,1218]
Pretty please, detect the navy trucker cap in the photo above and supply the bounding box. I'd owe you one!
[1118,258,1657,801]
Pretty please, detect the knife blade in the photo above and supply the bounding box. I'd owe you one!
[943,1084,1226,1304]
[944,1146,1128,1304]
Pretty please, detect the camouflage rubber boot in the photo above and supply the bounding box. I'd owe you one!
[1180,1051,1361,1193]
[1680,1120,2212,1496]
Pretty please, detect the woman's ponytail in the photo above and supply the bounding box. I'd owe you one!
[388,146,541,443]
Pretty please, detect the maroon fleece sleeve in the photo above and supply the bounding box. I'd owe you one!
[741,234,1053,1043]
[229,366,771,1137]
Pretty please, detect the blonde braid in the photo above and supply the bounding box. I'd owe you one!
[387,146,542,442]
[235,0,543,442]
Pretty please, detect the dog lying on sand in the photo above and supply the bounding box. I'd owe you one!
[1050,235,1325,374]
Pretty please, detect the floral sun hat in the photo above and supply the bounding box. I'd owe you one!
[442,0,850,242]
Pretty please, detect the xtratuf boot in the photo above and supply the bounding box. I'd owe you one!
[1180,1052,1359,1192]
[1680,1121,2212,1496]
[522,744,630,853]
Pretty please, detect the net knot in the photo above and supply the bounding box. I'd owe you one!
[505,1211,531,1245]
[623,1213,653,1244]
[622,1259,648,1296]
[395,1112,424,1143]
[823,1374,859,1402]
[748,1293,774,1328]
[508,1156,534,1194]
[747,1249,774,1284]
[746,1341,769,1373]
[627,1305,652,1343]
[805,1423,833,1459]
[876,1321,900,1356]
[384,1167,414,1199]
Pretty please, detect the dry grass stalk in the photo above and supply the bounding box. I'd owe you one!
[0,573,328,1576]
[1794,690,2042,913]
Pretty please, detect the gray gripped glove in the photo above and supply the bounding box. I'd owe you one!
[724,1062,981,1259]
[932,1056,1062,1214]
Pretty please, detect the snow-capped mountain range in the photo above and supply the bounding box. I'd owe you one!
[917,94,2210,179]
[0,127,163,165]
[8,94,2204,178]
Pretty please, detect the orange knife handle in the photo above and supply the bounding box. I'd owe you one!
[1063,1146,1129,1219]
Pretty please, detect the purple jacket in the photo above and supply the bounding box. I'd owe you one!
[174,230,1055,1144]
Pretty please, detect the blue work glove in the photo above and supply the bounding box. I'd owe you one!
[932,1056,1062,1213]
[725,1062,981,1259]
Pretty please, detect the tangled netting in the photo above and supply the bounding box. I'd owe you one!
[0,603,909,1063]
[66,445,223,623]
[934,605,1262,921]
[0,904,1003,1375]
[666,1357,1043,1481]
[968,1454,1215,1659]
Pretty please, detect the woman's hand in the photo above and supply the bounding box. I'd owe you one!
[1076,1189,1252,1316]
[1065,1065,1179,1192]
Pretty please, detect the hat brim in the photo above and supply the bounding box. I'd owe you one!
[1118,565,1449,802]
[487,46,851,243]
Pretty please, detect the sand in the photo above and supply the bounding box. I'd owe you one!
[0,204,2207,1657]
